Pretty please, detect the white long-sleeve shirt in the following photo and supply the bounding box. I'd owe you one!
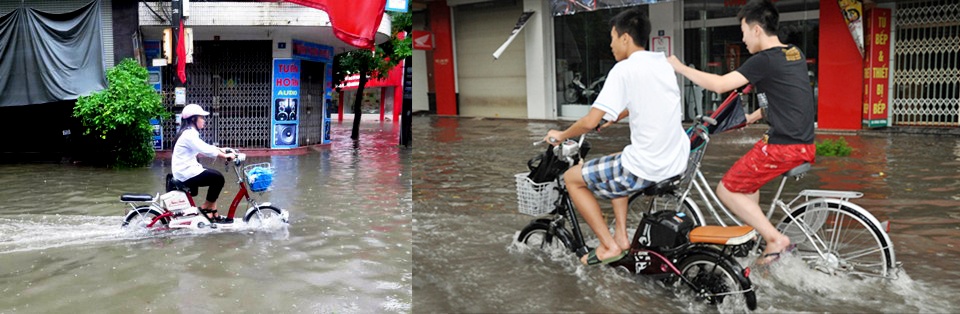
[172,128,220,181]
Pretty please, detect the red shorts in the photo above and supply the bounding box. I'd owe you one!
[721,139,816,194]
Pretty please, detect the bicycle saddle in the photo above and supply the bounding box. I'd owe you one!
[783,162,812,178]
[639,175,682,196]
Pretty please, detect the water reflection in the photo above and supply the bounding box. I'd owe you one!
[413,116,960,312]
[0,122,411,313]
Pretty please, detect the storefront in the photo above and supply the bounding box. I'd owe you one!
[137,1,392,149]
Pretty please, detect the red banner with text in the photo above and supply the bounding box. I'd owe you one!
[862,8,891,128]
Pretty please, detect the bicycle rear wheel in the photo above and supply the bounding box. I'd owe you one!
[778,199,893,278]
[677,250,757,310]
[122,206,168,231]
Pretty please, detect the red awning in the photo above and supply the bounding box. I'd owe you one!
[279,0,387,49]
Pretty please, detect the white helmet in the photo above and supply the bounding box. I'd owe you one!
[181,104,210,119]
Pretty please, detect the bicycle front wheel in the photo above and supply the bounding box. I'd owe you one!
[243,205,285,227]
[517,219,567,252]
[778,199,892,278]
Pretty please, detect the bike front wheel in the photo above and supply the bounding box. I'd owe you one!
[122,206,168,231]
[243,205,285,227]
[778,199,893,278]
[517,219,568,252]
[677,251,757,311]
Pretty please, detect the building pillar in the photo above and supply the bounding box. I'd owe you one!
[429,1,458,115]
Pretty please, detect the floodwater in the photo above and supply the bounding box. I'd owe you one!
[0,122,411,313]
[413,116,960,313]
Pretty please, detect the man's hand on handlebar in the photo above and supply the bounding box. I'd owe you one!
[544,130,565,146]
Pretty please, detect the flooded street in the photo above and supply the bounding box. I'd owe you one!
[413,116,960,312]
[0,122,411,312]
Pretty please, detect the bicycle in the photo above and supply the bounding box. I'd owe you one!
[515,131,758,310]
[628,89,900,279]
[119,148,289,231]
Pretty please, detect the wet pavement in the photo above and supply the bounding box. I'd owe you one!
[0,122,411,312]
[413,116,960,313]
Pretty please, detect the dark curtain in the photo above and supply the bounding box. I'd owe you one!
[0,0,107,107]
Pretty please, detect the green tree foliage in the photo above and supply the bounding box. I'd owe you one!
[816,137,853,157]
[333,11,413,140]
[73,59,169,168]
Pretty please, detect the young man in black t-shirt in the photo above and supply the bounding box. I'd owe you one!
[666,0,816,265]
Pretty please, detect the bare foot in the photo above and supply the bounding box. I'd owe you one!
[614,233,631,252]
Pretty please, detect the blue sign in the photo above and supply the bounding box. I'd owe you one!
[271,59,301,149]
[386,0,409,13]
[150,118,163,150]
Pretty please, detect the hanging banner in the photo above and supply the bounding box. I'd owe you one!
[862,8,891,128]
[838,0,864,56]
[272,59,301,149]
[493,11,535,60]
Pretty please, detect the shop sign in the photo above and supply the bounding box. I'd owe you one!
[862,8,891,128]
[412,30,433,50]
[272,59,301,149]
[292,39,333,63]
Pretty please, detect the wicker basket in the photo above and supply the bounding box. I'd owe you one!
[514,172,559,216]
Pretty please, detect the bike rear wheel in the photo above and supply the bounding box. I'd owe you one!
[243,205,285,227]
[778,199,892,278]
[122,206,168,231]
[678,251,757,311]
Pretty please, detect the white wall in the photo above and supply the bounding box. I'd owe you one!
[524,0,555,120]
[412,50,430,112]
[453,1,527,118]
[412,13,430,113]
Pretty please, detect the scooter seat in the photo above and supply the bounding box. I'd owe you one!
[639,175,682,196]
[688,226,757,245]
[120,193,153,202]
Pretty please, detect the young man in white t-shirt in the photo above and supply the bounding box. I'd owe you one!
[544,8,690,265]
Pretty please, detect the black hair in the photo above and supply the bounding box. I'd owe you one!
[609,8,650,48]
[174,115,200,144]
[737,0,779,35]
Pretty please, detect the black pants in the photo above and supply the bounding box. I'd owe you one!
[181,168,225,203]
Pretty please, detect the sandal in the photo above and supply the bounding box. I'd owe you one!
[581,248,628,266]
[199,208,218,219]
[200,208,234,224]
[755,243,797,266]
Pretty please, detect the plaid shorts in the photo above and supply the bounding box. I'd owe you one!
[581,153,653,199]
[721,139,816,194]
